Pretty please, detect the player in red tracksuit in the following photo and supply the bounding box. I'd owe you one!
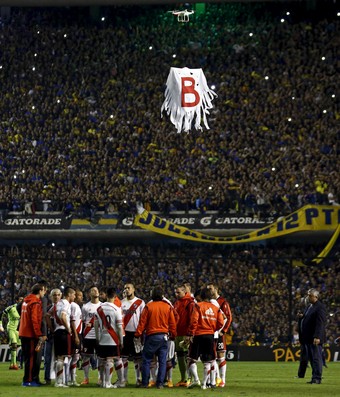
[173,284,198,386]
[187,287,224,390]
[19,283,47,387]
[207,282,232,388]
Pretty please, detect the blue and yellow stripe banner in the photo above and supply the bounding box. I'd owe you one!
[134,205,340,244]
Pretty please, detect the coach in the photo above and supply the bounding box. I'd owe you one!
[299,288,327,384]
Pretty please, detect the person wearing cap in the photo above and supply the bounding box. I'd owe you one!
[299,288,327,384]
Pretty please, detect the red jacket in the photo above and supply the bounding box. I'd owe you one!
[192,301,224,336]
[19,294,43,338]
[135,300,177,338]
[173,293,198,336]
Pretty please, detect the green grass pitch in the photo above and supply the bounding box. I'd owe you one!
[1,361,339,396]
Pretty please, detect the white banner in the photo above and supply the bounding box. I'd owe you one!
[161,67,217,132]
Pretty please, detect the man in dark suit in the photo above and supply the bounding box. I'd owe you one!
[299,288,327,384]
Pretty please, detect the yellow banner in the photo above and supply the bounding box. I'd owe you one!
[134,205,340,244]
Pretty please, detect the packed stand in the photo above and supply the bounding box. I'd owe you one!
[1,243,339,346]
[0,3,338,218]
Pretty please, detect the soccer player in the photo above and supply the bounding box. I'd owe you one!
[69,289,83,386]
[173,283,197,387]
[44,288,62,384]
[53,286,76,387]
[80,285,101,385]
[94,287,124,388]
[135,286,177,389]
[207,282,232,388]
[121,282,145,386]
[187,287,224,389]
[0,295,24,370]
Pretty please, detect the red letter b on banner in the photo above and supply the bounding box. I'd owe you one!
[181,77,200,107]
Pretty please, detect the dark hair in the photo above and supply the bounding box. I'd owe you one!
[151,286,164,301]
[106,287,116,299]
[31,283,44,295]
[200,287,212,301]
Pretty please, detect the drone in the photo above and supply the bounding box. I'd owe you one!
[168,9,195,23]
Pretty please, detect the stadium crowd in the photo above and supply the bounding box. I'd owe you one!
[0,3,339,218]
[1,243,339,346]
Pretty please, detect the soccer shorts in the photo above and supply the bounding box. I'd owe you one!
[81,338,97,355]
[216,334,226,352]
[96,344,120,359]
[188,334,216,362]
[8,329,21,346]
[54,329,72,357]
[121,331,141,358]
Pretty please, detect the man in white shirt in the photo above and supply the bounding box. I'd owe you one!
[53,287,76,388]
[69,289,83,386]
[121,283,145,386]
[81,286,101,385]
[94,287,124,388]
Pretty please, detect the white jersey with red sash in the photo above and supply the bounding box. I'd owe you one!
[70,301,82,334]
[54,299,71,331]
[121,296,145,332]
[82,301,101,339]
[96,302,123,346]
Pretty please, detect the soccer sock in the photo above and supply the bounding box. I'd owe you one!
[166,359,173,381]
[134,357,142,382]
[64,357,69,384]
[177,353,187,380]
[187,359,199,382]
[63,356,70,385]
[210,360,217,386]
[114,358,124,383]
[10,348,17,365]
[56,358,64,385]
[70,353,80,382]
[98,357,105,386]
[105,358,114,386]
[203,361,211,386]
[122,356,129,382]
[217,357,227,382]
[81,355,90,380]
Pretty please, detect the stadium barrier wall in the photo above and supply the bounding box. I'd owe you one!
[225,345,340,362]
[1,344,339,363]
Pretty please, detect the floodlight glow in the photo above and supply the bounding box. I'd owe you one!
[32,67,35,71]
[323,110,327,114]
[34,53,37,57]
[172,54,177,58]
[292,96,295,100]
[64,34,67,38]
[211,85,216,90]
[281,19,285,23]
[321,57,326,60]
[295,184,299,188]
[331,94,335,98]
[149,46,153,50]
[288,118,292,122]
[286,12,290,16]
[32,106,35,110]
[272,167,276,171]
[249,32,253,37]
[101,17,105,21]
[264,76,269,80]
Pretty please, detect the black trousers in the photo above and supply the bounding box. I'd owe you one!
[20,337,42,383]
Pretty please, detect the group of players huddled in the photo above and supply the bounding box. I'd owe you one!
[1,280,232,389]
